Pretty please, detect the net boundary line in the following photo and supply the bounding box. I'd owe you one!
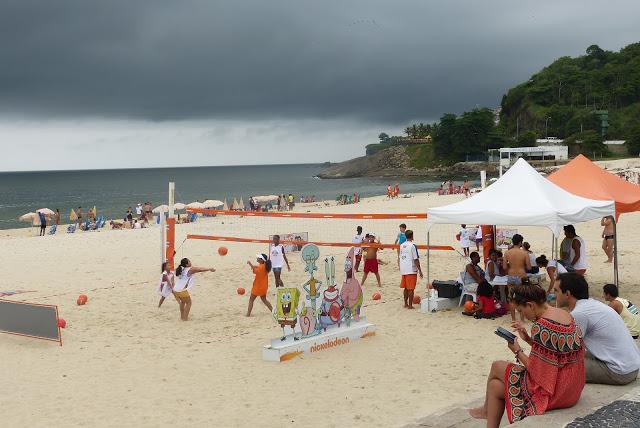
[187,234,454,251]
[186,208,427,220]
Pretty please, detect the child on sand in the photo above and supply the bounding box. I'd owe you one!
[157,262,177,308]
[246,254,274,317]
[462,281,496,319]
[173,258,216,321]
[459,224,471,257]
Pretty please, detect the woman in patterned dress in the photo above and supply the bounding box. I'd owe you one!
[469,284,585,427]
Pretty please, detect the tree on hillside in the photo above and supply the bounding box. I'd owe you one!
[626,125,640,156]
[378,132,390,143]
[433,113,457,159]
[564,130,607,156]
[514,131,537,148]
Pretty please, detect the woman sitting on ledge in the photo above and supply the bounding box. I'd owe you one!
[469,284,585,427]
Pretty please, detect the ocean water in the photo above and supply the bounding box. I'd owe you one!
[0,164,462,230]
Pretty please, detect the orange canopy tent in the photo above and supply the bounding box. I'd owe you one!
[548,154,640,286]
[548,154,640,218]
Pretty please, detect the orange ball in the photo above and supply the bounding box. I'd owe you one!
[463,300,475,312]
[237,287,245,295]
[372,292,381,301]
[412,295,421,304]
[218,246,228,256]
[77,295,88,306]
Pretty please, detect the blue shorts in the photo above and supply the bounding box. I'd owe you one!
[507,275,522,286]
[272,267,283,273]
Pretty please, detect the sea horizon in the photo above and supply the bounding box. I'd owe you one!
[0,161,329,174]
[0,163,468,230]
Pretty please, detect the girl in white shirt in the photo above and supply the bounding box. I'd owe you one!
[157,262,177,308]
[174,258,216,321]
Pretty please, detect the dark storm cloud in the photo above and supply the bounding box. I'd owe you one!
[1,0,639,124]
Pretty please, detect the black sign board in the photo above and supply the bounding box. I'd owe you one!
[0,299,62,345]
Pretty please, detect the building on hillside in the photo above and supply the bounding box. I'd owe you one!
[489,146,568,176]
[535,137,564,145]
[603,140,627,156]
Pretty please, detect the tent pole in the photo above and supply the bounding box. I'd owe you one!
[613,216,619,287]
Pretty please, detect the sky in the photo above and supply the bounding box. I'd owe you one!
[1,0,639,171]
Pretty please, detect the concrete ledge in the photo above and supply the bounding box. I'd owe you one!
[404,382,639,428]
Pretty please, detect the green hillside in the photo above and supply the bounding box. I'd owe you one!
[500,43,640,153]
[371,42,640,166]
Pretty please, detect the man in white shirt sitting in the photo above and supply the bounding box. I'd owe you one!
[555,273,640,385]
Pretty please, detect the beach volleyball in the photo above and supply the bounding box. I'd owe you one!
[58,318,66,328]
[77,294,88,305]
[218,246,228,256]
[372,292,381,300]
[412,295,421,304]
[237,287,245,295]
[463,300,474,312]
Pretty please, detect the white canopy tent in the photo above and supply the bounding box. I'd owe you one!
[427,158,614,234]
[425,158,616,284]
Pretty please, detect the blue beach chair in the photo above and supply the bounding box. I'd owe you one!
[67,224,76,233]
[48,224,57,235]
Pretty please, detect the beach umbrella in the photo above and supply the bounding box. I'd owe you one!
[238,197,245,210]
[173,203,186,210]
[153,205,169,213]
[187,201,206,209]
[203,199,223,208]
[231,198,239,210]
[36,208,55,216]
[19,212,36,222]
[223,199,229,210]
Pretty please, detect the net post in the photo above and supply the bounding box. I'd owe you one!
[426,231,430,289]
[166,182,176,271]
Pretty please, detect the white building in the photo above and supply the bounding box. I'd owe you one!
[494,146,569,176]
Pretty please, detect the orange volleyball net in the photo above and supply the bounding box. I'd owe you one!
[184,208,454,252]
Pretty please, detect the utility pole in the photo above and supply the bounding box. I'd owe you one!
[545,117,551,139]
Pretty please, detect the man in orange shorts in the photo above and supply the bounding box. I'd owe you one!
[399,230,423,309]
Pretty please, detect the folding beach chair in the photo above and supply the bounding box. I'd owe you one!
[67,224,76,233]
[48,224,57,235]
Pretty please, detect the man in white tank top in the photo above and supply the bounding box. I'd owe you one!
[563,225,587,275]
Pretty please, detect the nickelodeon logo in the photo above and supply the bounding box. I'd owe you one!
[310,336,350,352]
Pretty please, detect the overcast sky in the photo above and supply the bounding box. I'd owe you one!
[1,0,639,171]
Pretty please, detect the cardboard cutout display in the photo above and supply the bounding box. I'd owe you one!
[340,247,363,325]
[299,244,322,337]
[264,245,376,361]
[274,288,300,340]
[319,256,345,330]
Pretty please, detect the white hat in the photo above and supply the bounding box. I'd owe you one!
[256,254,267,261]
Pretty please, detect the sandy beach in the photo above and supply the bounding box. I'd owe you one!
[2,188,639,428]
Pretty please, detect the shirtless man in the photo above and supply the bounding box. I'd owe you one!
[502,234,531,321]
[362,234,382,287]
[601,216,615,263]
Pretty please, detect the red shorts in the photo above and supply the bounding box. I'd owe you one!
[364,258,378,274]
[400,274,418,290]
